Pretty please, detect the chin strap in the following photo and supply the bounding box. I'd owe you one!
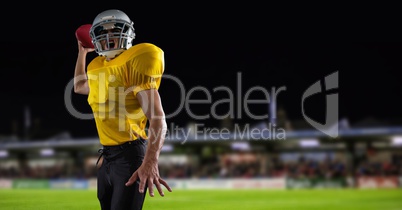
[102,49,125,59]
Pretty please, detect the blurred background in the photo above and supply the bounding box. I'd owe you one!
[1,2,402,193]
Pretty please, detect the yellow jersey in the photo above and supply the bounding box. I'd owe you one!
[87,43,164,146]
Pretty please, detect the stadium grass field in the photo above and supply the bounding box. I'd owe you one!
[0,188,401,210]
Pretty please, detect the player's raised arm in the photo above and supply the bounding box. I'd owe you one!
[73,39,94,95]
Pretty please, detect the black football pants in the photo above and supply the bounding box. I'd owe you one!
[97,139,148,210]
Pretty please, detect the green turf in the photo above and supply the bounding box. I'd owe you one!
[0,188,401,210]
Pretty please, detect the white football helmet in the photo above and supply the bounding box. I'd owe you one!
[89,9,136,59]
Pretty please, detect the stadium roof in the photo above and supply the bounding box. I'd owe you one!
[1,126,402,150]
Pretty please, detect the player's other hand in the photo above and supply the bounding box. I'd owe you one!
[125,160,172,197]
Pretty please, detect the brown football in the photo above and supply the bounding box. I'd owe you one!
[75,24,94,48]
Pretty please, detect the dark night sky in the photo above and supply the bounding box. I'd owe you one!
[1,3,402,138]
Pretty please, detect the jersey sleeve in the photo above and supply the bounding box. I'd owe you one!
[125,48,165,96]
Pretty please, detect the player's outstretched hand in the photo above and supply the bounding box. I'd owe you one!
[125,160,172,197]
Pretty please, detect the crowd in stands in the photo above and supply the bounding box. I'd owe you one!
[1,152,401,179]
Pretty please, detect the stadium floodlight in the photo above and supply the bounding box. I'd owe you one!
[299,138,320,147]
[0,150,8,158]
[161,144,174,152]
[40,148,55,156]
[231,142,251,151]
[391,136,402,146]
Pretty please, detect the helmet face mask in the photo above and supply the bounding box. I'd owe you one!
[90,9,136,59]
